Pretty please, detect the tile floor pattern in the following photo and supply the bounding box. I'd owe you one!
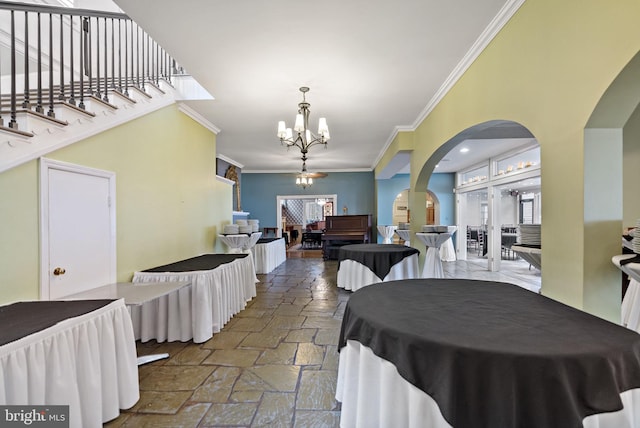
[106,251,541,427]
[106,257,347,427]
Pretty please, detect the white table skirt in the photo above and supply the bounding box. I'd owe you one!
[613,254,640,333]
[253,238,286,274]
[377,226,397,244]
[336,340,640,428]
[337,255,419,292]
[0,299,139,428]
[132,255,257,343]
[395,229,411,246]
[416,233,451,278]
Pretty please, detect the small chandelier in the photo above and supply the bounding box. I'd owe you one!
[277,87,330,161]
[295,160,313,189]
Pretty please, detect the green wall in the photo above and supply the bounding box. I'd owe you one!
[624,104,640,227]
[0,104,231,304]
[376,0,640,321]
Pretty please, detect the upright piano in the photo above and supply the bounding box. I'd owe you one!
[322,214,373,260]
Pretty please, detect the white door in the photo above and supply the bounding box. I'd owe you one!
[40,158,116,299]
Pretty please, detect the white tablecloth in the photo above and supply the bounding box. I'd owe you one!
[395,229,411,246]
[337,255,420,292]
[377,225,397,244]
[0,299,139,428]
[253,238,287,274]
[219,232,262,253]
[336,340,640,428]
[133,255,257,343]
[415,233,451,278]
[613,254,640,333]
[438,226,457,262]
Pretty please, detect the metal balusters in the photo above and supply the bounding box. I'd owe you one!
[22,11,30,109]
[35,13,43,113]
[146,32,150,88]
[79,16,86,110]
[95,17,101,98]
[110,18,115,90]
[68,15,76,106]
[58,14,65,101]
[47,13,54,117]
[117,19,122,93]
[124,19,129,96]
[103,17,108,101]
[10,10,18,128]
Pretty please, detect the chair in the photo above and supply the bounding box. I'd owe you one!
[477,228,485,256]
[467,226,478,250]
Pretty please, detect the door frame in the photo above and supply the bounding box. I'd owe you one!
[276,194,337,236]
[39,158,117,300]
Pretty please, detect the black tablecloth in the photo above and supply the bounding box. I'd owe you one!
[0,300,115,346]
[256,237,282,244]
[337,244,419,280]
[339,279,640,428]
[142,254,248,273]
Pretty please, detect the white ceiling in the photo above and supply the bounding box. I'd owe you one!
[113,0,524,175]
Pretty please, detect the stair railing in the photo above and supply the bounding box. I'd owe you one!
[0,1,182,132]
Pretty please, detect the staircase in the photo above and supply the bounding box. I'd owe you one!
[0,1,200,173]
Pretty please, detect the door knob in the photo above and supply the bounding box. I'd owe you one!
[53,267,66,276]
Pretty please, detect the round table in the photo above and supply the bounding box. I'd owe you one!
[218,232,262,253]
[337,243,420,291]
[394,229,411,246]
[337,279,640,428]
[415,232,451,278]
[377,225,397,244]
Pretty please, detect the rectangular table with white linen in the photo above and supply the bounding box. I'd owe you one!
[0,299,139,428]
[132,254,257,343]
[253,237,287,274]
[63,281,192,343]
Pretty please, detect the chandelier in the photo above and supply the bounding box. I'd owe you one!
[277,86,330,166]
[295,160,313,189]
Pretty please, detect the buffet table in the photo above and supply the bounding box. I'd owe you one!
[415,232,451,278]
[337,279,640,428]
[0,299,139,428]
[337,244,419,292]
[133,254,256,343]
[253,237,287,274]
[64,281,192,343]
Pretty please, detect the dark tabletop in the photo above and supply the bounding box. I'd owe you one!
[256,237,282,244]
[338,243,419,280]
[0,300,116,347]
[339,279,640,428]
[142,254,248,273]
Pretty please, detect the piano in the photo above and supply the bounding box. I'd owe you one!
[322,214,373,260]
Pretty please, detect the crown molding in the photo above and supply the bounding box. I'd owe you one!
[371,0,526,170]
[177,102,221,134]
[216,154,244,169]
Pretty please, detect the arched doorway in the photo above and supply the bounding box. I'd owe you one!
[414,120,541,288]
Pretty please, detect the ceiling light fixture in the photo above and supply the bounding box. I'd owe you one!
[460,147,470,153]
[277,86,330,166]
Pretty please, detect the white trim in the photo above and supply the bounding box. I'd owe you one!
[178,102,221,134]
[243,168,372,174]
[39,158,117,300]
[216,175,235,185]
[216,154,244,169]
[276,194,338,237]
[372,0,526,170]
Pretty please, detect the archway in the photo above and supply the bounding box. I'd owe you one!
[582,49,640,320]
[414,120,541,284]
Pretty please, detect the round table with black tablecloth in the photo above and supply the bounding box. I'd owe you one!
[336,279,640,428]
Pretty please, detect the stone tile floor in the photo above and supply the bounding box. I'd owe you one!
[106,251,541,427]
[106,257,347,427]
